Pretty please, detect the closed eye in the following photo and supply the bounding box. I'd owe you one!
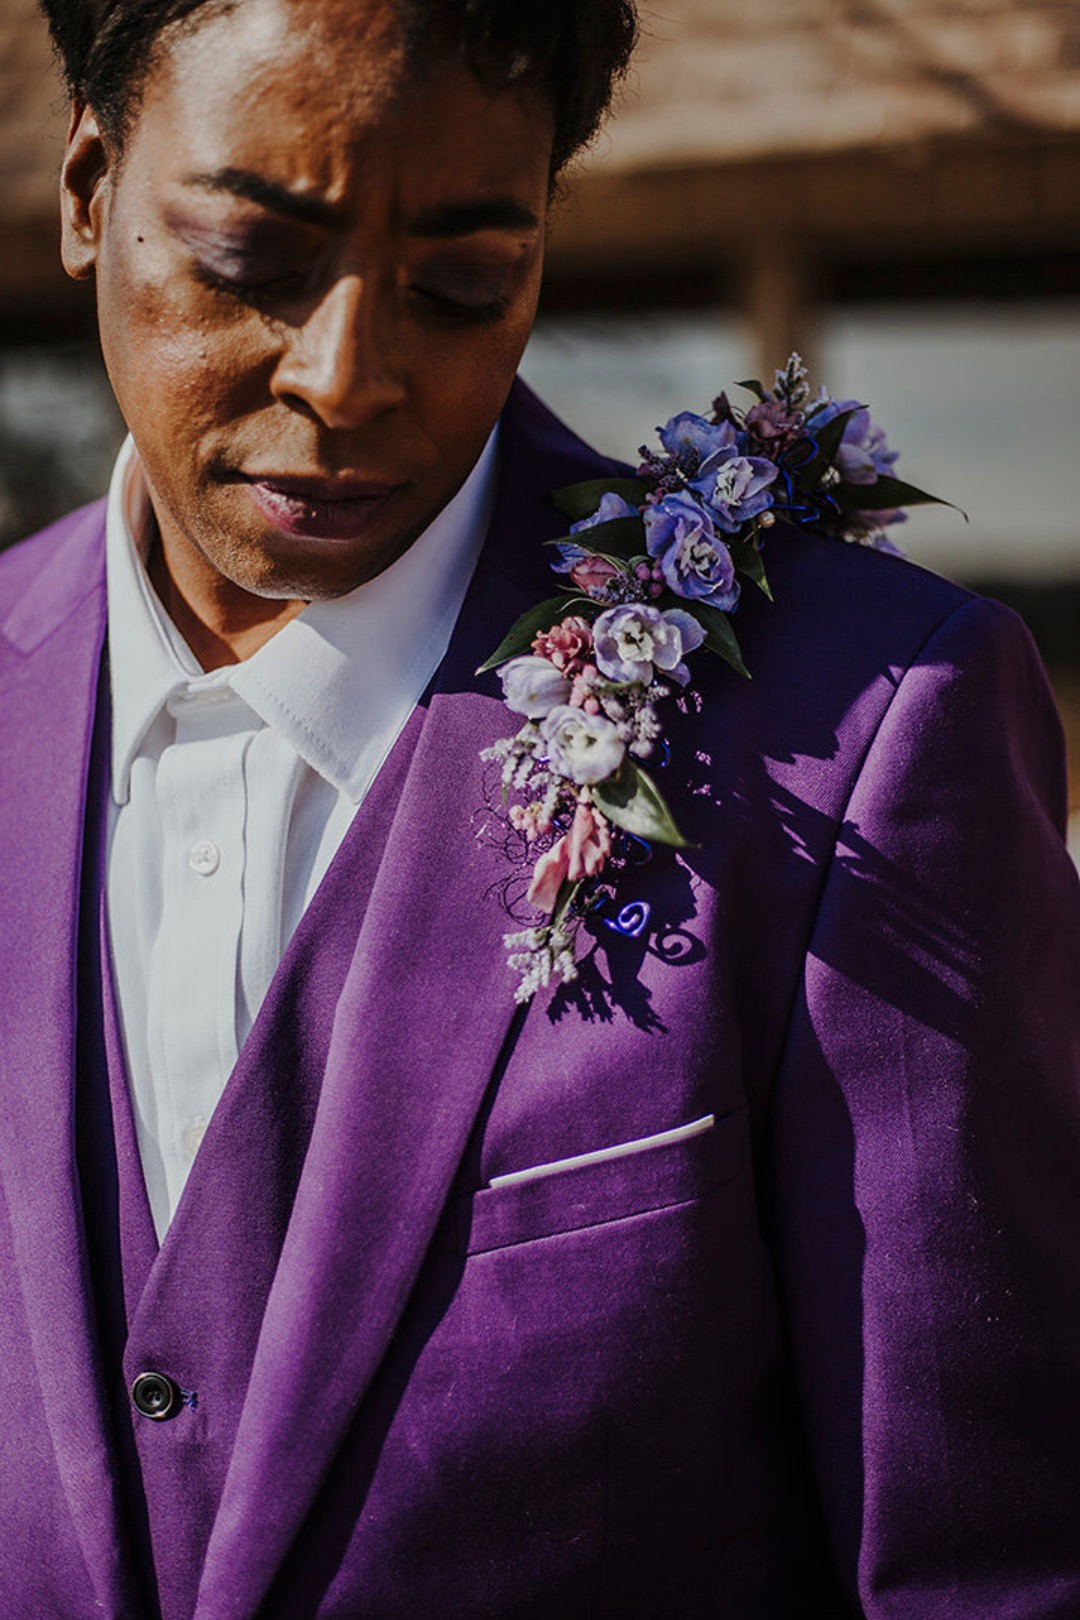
[407,285,509,326]
[192,261,308,305]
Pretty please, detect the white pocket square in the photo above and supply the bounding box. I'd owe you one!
[488,1113,716,1190]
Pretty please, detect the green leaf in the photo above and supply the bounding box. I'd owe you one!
[735,378,767,402]
[545,514,648,560]
[803,405,861,471]
[729,536,773,600]
[682,599,751,679]
[593,762,691,848]
[476,594,594,674]
[551,877,583,929]
[833,476,967,518]
[552,478,650,521]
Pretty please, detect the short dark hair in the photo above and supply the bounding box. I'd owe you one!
[38,0,639,177]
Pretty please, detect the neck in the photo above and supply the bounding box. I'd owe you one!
[146,530,306,670]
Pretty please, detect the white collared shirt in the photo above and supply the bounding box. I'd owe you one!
[105,432,496,1241]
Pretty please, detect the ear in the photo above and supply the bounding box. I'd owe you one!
[60,101,112,280]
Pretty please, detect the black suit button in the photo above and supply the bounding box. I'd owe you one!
[132,1371,181,1421]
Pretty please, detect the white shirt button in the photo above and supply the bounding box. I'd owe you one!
[182,1116,208,1159]
[188,840,221,876]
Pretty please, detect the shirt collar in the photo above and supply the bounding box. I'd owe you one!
[107,439,209,803]
[106,428,498,805]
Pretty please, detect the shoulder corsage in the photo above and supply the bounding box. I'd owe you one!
[480,354,951,1001]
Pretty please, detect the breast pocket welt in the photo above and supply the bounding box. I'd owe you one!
[456,1107,750,1257]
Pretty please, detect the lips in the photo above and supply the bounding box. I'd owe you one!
[241,473,406,542]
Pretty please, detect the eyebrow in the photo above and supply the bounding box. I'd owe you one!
[184,169,349,227]
[183,169,539,237]
[406,199,540,237]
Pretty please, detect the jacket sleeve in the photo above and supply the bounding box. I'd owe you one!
[765,593,1080,1617]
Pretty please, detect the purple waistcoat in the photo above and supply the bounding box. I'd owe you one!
[2,379,1080,1619]
[77,675,433,1615]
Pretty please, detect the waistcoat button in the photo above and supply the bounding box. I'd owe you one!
[132,1371,181,1421]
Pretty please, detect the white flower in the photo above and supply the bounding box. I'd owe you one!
[504,921,579,1003]
[500,655,573,718]
[541,705,626,785]
[592,604,706,687]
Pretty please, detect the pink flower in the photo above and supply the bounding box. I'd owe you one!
[509,802,551,842]
[526,838,570,912]
[569,554,620,597]
[532,615,593,675]
[566,800,612,881]
[526,801,612,914]
[568,663,599,709]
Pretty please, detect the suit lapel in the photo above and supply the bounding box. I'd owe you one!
[195,382,620,1615]
[0,506,142,1617]
[99,886,161,1323]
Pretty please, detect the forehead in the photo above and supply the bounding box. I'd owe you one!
[137,0,553,210]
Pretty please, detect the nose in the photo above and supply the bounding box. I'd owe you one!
[271,274,406,430]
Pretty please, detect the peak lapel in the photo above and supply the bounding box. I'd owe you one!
[0,506,140,1616]
[196,381,619,1616]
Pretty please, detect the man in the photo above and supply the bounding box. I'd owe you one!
[2,0,1079,1614]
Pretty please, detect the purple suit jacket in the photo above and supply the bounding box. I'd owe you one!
[1,379,1079,1619]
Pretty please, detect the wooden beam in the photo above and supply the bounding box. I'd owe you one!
[740,240,819,382]
[547,137,1080,277]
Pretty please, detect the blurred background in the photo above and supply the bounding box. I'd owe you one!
[2,0,1079,853]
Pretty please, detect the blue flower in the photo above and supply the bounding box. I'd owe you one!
[550,541,589,575]
[568,491,639,534]
[658,412,737,462]
[642,491,740,609]
[812,398,899,486]
[592,603,706,687]
[689,446,778,534]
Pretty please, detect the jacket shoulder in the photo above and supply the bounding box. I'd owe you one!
[0,500,107,653]
[757,519,973,652]
[725,519,996,729]
[0,498,106,581]
[684,520,1053,845]
[751,525,1051,745]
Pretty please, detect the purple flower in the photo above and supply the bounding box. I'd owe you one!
[658,412,737,463]
[744,398,803,456]
[569,491,639,534]
[541,706,626,785]
[592,603,706,687]
[642,491,739,609]
[500,656,572,718]
[710,391,740,430]
[689,445,778,535]
[849,507,908,555]
[866,530,906,557]
[813,398,899,486]
[853,506,907,530]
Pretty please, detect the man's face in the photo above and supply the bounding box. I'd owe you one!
[65,0,553,605]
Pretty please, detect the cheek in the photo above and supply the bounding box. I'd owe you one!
[409,311,538,463]
[96,239,271,438]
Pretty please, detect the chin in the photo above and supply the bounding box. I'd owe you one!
[247,555,403,604]
[205,528,402,604]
